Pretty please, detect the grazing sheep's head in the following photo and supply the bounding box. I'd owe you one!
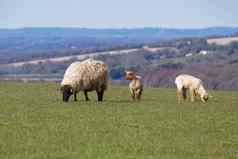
[198,86,209,103]
[203,94,209,102]
[200,93,209,103]
[125,71,135,81]
[61,85,73,102]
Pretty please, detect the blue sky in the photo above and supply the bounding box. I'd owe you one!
[1,0,237,28]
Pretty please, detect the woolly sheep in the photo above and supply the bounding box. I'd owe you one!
[125,71,143,100]
[61,58,108,102]
[175,74,209,103]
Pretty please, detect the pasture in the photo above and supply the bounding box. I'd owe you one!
[0,81,238,159]
[207,36,238,45]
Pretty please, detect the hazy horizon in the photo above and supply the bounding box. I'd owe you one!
[1,26,238,30]
[1,0,238,29]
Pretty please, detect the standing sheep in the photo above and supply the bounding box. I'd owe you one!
[125,71,143,101]
[61,58,108,102]
[175,74,209,103]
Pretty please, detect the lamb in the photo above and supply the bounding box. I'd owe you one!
[175,74,209,103]
[60,58,108,102]
[125,71,143,100]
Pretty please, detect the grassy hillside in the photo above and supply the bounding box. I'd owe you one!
[0,82,238,159]
[207,36,238,45]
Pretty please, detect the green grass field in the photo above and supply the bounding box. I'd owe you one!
[0,81,238,159]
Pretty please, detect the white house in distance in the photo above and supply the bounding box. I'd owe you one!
[185,53,193,57]
[199,50,208,55]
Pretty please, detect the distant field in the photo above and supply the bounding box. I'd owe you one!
[0,82,238,159]
[207,36,238,45]
[0,48,139,67]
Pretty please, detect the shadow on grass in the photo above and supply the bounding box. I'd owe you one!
[54,97,179,105]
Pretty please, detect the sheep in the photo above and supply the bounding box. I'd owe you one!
[60,58,108,102]
[175,74,209,103]
[125,71,143,100]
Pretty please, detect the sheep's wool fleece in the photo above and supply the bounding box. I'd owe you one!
[130,76,143,90]
[175,74,202,90]
[61,59,108,91]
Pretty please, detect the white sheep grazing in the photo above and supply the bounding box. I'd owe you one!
[125,71,143,100]
[175,74,209,103]
[61,58,108,102]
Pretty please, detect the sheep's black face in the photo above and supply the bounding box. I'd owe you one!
[61,85,73,102]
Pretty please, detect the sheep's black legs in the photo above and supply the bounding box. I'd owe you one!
[74,92,77,101]
[84,91,90,101]
[97,90,104,102]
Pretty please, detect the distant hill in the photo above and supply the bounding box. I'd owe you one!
[1,27,238,39]
[1,33,238,90]
[0,27,238,63]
